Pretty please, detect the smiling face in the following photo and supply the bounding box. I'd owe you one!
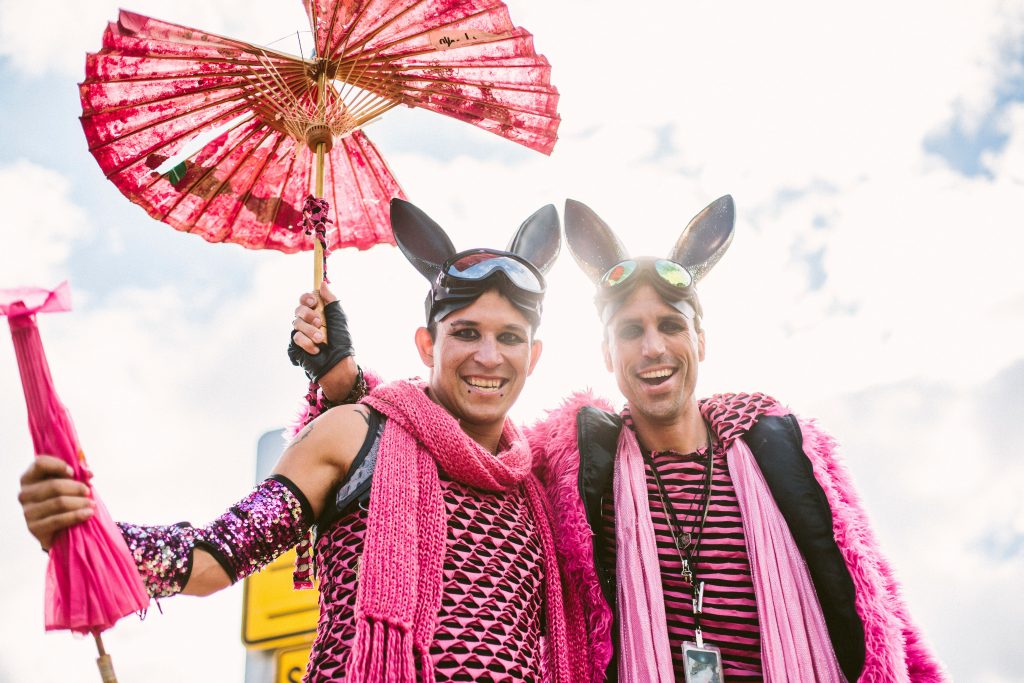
[603,284,705,424]
[415,288,542,447]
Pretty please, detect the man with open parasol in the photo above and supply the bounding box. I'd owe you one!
[17,199,588,682]
[292,196,946,682]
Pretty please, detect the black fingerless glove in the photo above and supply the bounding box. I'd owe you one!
[288,300,355,382]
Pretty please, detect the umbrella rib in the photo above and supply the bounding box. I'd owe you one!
[327,141,341,248]
[330,41,539,83]
[247,53,317,122]
[226,134,288,240]
[347,68,555,98]
[322,0,391,61]
[340,136,372,249]
[340,3,499,63]
[82,58,307,87]
[321,0,348,59]
[332,0,431,61]
[157,119,268,226]
[351,131,401,243]
[88,47,305,75]
[306,1,319,54]
[195,124,280,240]
[97,105,256,183]
[113,14,309,64]
[83,79,265,117]
[85,88,258,152]
[265,149,303,243]
[393,82,557,120]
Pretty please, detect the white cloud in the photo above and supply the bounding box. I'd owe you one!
[0,0,308,78]
[0,160,90,288]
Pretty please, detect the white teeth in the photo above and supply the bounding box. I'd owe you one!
[466,378,502,389]
[639,368,674,379]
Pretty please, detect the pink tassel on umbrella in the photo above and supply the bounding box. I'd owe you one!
[1,283,149,681]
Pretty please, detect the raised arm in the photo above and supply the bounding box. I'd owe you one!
[17,404,370,600]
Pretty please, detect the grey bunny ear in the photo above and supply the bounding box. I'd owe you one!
[506,204,561,275]
[563,199,630,284]
[669,195,735,283]
[390,198,457,281]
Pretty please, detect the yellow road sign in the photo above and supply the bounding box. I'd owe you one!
[242,548,319,650]
[276,644,313,683]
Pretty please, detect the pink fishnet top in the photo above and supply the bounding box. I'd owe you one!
[306,475,546,681]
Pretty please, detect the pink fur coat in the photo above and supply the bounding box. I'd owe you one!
[526,391,947,683]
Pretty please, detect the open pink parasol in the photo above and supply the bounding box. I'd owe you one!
[81,0,560,334]
[1,283,148,683]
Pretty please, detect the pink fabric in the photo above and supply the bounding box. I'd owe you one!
[1,284,149,634]
[0,282,72,316]
[352,379,585,682]
[728,438,845,682]
[527,392,616,682]
[797,418,948,683]
[612,426,674,681]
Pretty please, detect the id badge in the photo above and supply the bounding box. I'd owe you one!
[682,640,725,683]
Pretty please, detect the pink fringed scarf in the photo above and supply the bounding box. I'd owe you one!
[728,438,846,681]
[615,419,845,682]
[352,379,584,682]
[614,426,675,681]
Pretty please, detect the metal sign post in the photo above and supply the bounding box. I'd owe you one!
[243,430,319,683]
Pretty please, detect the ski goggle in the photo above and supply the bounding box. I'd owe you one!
[439,249,546,294]
[598,258,693,291]
[427,249,546,326]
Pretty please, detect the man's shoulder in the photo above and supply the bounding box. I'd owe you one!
[307,403,375,469]
[699,391,793,445]
[526,391,618,481]
[527,391,618,445]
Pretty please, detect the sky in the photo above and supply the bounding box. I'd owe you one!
[0,0,1022,680]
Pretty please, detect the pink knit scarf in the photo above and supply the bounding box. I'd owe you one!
[352,379,583,682]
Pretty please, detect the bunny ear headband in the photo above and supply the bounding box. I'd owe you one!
[563,195,735,320]
[390,198,561,327]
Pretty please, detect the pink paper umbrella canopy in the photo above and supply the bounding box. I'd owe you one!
[1,283,149,634]
[80,0,560,253]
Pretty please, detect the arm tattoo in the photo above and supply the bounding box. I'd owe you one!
[293,422,315,445]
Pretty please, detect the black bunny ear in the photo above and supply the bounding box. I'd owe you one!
[506,204,561,275]
[669,195,735,283]
[563,199,630,284]
[390,198,457,281]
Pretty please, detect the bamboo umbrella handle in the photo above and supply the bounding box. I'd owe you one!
[313,140,329,343]
[93,632,118,683]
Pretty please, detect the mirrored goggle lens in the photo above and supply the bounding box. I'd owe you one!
[446,253,543,293]
[654,259,693,288]
[600,260,637,287]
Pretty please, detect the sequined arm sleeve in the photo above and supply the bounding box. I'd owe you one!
[117,474,313,598]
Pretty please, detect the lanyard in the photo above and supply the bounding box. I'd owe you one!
[643,423,714,641]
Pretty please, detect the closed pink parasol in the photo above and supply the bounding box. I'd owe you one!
[1,283,149,682]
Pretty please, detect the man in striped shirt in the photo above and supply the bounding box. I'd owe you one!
[526,196,946,682]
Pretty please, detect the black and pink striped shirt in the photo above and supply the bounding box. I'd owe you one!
[599,433,763,680]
